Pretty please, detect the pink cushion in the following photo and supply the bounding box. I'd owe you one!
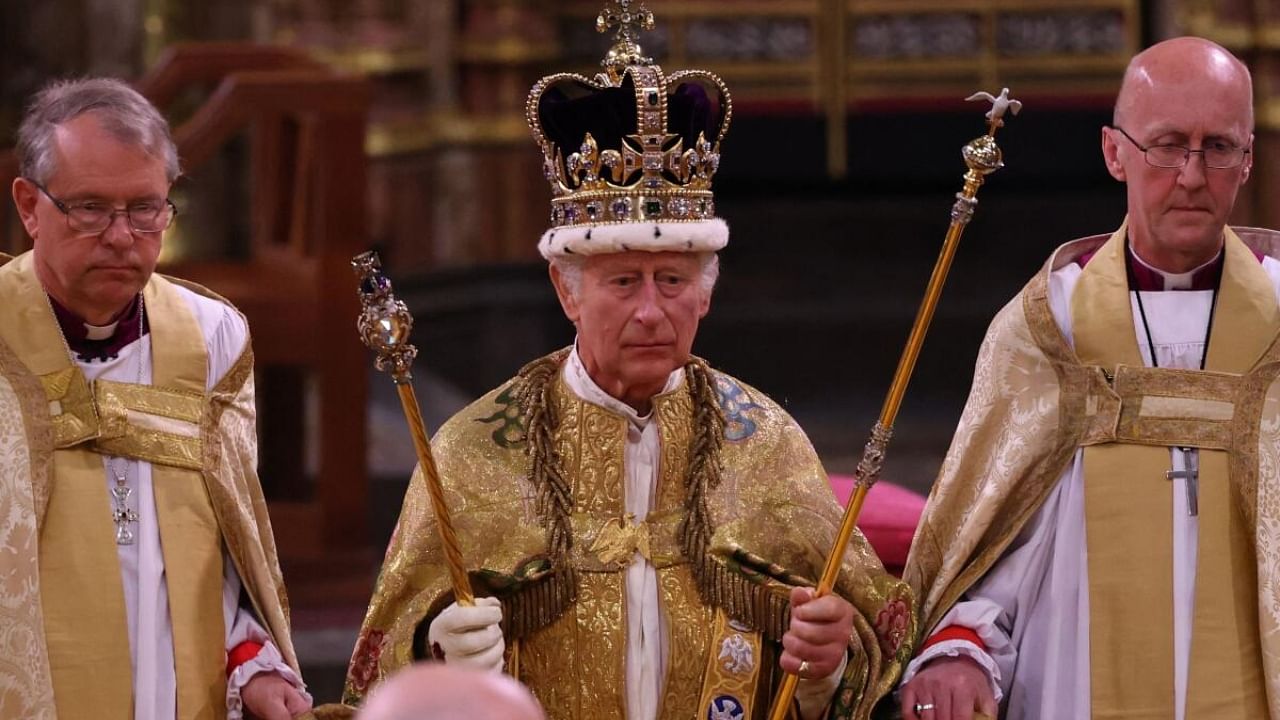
[828,475,926,576]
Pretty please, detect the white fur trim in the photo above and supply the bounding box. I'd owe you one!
[538,219,728,259]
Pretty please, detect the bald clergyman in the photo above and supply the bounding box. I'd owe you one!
[898,36,1280,720]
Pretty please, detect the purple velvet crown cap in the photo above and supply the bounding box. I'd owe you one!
[537,71,727,182]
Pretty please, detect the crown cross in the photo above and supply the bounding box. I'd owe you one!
[596,1,655,81]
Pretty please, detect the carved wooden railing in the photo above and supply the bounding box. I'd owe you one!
[1,44,371,561]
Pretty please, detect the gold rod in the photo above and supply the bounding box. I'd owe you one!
[352,251,475,608]
[879,178,981,426]
[397,382,474,606]
[766,91,1018,720]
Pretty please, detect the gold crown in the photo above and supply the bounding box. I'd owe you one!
[526,1,732,248]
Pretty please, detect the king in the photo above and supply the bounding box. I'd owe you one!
[343,3,913,719]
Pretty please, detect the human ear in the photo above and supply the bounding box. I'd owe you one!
[549,264,581,324]
[1241,133,1255,184]
[12,177,41,240]
[1101,128,1127,182]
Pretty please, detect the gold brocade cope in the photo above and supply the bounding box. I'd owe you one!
[904,225,1280,719]
[0,332,57,719]
[345,352,914,719]
[1071,225,1271,718]
[0,251,303,718]
[0,252,227,719]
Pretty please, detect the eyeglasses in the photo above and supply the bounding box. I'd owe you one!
[30,180,177,234]
[1111,126,1250,169]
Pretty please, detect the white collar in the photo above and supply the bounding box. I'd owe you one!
[1130,244,1223,291]
[84,320,119,341]
[564,345,685,427]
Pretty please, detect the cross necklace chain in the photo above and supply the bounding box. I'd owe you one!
[1128,244,1221,517]
[108,298,146,545]
[47,292,147,544]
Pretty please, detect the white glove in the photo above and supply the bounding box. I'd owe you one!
[427,596,505,673]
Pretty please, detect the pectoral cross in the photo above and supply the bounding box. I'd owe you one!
[111,484,139,545]
[1165,446,1199,517]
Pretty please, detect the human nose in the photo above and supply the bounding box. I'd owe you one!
[1177,151,1208,188]
[633,277,663,325]
[98,211,136,247]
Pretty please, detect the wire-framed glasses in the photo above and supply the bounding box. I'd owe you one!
[1111,126,1250,169]
[30,180,177,234]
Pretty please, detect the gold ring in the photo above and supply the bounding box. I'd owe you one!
[797,659,810,677]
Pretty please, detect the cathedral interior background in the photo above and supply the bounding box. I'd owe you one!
[3,0,1278,701]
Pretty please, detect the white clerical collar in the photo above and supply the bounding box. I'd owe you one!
[1130,245,1223,291]
[84,320,119,340]
[564,344,685,427]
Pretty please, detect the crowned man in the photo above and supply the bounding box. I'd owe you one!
[343,6,914,720]
[899,37,1280,720]
[2,79,310,718]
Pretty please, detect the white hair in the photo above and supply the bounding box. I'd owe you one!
[17,77,180,185]
[552,252,720,300]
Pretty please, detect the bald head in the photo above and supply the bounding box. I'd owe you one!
[357,664,545,720]
[1101,36,1256,273]
[1115,37,1253,130]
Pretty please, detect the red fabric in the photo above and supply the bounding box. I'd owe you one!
[226,641,264,675]
[827,475,925,577]
[919,625,987,654]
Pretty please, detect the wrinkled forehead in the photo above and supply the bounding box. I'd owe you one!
[1126,88,1251,139]
[585,250,702,273]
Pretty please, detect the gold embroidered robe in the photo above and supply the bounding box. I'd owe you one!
[903,226,1280,716]
[0,251,301,719]
[344,354,914,719]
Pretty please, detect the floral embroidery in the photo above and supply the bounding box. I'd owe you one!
[713,374,761,441]
[874,597,910,657]
[348,628,387,694]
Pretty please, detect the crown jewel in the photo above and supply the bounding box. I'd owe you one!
[596,1,655,83]
[527,2,732,255]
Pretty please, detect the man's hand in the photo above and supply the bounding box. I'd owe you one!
[899,655,997,720]
[427,596,505,672]
[780,587,854,680]
[241,672,312,720]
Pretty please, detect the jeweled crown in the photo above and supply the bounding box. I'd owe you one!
[527,1,732,239]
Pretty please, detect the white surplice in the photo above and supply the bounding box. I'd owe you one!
[563,347,841,720]
[73,285,307,720]
[901,252,1280,720]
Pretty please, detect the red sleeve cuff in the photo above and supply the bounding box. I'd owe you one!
[919,625,986,655]
[227,641,264,674]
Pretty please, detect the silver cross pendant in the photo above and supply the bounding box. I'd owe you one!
[111,484,139,545]
[1165,447,1199,517]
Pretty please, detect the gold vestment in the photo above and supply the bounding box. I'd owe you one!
[905,225,1280,716]
[345,352,915,719]
[0,251,301,719]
